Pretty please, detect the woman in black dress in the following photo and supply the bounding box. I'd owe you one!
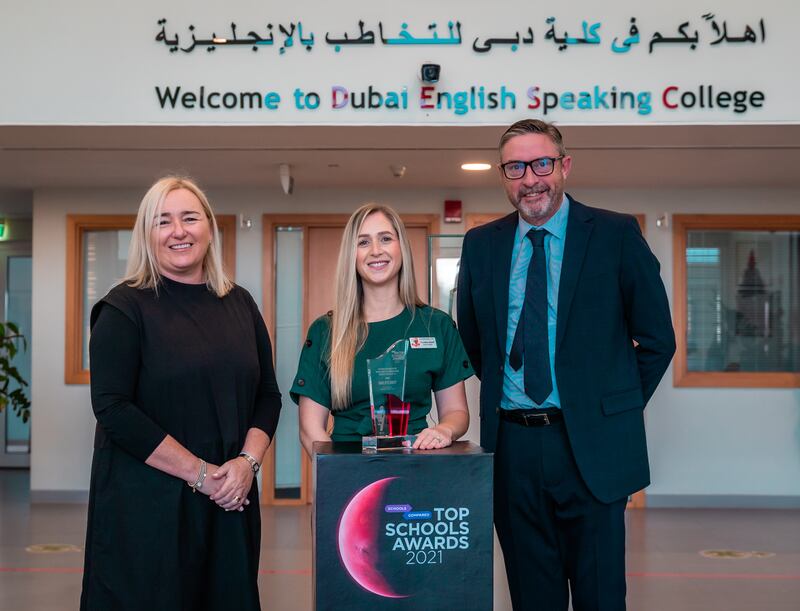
[80,176,281,611]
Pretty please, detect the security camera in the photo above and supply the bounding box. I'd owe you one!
[389,164,407,178]
[420,63,440,83]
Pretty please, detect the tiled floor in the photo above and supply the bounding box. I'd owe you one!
[1,470,798,610]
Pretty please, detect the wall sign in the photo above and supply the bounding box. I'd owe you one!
[1,0,795,125]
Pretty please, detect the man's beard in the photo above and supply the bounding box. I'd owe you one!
[513,185,563,224]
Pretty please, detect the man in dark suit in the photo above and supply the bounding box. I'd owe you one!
[457,119,675,610]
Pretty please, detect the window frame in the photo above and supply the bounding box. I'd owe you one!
[65,214,236,384]
[672,214,800,388]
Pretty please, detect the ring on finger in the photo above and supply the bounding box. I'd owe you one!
[234,495,241,503]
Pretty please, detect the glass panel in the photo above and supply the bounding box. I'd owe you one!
[5,256,32,453]
[686,230,800,373]
[427,235,464,320]
[273,228,303,499]
[82,230,132,370]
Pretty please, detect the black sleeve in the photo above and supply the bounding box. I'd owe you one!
[620,215,676,404]
[89,303,167,461]
[247,295,282,439]
[456,230,483,379]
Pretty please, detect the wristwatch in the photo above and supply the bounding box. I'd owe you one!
[238,451,260,474]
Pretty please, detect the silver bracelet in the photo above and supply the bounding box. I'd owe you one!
[188,459,207,492]
[238,451,260,474]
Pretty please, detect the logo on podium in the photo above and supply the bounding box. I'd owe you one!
[337,477,473,600]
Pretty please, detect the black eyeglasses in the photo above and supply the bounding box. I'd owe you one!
[500,156,564,179]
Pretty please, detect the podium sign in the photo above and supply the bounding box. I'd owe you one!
[312,442,493,611]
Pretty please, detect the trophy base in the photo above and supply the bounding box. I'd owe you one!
[362,434,417,453]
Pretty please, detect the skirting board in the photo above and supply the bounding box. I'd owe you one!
[28,491,800,508]
[30,490,90,503]
[646,494,800,509]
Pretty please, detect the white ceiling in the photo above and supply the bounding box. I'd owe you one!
[1,124,799,190]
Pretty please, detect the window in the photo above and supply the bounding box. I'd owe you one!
[673,215,800,387]
[65,214,236,384]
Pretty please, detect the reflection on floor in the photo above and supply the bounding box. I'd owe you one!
[1,470,799,611]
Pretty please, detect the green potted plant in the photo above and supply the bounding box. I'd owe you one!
[0,322,31,423]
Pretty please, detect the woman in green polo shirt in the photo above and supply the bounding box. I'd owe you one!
[291,203,473,455]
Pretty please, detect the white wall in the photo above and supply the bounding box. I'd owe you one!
[3,0,796,125]
[30,185,800,503]
[0,189,33,218]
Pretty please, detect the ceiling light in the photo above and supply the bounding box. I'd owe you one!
[461,163,492,171]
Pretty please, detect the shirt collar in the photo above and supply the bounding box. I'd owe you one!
[515,194,570,242]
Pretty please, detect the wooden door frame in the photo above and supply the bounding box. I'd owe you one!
[261,213,440,505]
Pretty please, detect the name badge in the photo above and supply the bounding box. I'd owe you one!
[409,337,437,349]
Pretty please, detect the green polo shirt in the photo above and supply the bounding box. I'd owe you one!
[290,306,474,441]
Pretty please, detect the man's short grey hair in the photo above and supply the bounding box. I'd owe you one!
[499,119,567,156]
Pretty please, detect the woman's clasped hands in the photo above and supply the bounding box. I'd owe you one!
[199,458,254,512]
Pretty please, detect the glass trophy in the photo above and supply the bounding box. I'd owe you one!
[362,339,416,452]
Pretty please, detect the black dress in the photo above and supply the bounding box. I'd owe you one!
[80,277,281,611]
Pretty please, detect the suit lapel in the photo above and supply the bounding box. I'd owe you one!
[556,198,594,351]
[491,212,518,359]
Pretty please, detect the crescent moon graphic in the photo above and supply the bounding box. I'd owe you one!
[337,476,407,599]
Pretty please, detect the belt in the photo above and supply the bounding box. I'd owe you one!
[498,408,563,427]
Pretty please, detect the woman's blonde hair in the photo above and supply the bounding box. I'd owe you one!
[329,204,423,410]
[122,175,233,297]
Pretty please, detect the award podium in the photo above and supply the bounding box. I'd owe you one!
[312,441,493,611]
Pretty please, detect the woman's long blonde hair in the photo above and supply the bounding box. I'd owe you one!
[122,175,233,297]
[329,204,423,410]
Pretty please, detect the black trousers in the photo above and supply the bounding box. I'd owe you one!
[494,416,627,611]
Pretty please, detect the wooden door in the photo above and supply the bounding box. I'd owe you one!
[307,225,429,322]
